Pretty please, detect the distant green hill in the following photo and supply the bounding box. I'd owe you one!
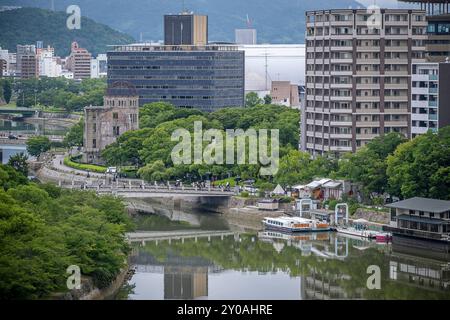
[0,7,135,57]
[1,0,362,44]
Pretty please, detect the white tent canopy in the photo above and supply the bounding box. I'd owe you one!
[273,184,285,195]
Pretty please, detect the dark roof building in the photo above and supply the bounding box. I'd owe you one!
[386,197,450,244]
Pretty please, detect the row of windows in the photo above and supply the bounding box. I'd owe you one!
[108,75,243,80]
[134,85,242,90]
[109,65,242,71]
[139,95,243,100]
[109,55,243,61]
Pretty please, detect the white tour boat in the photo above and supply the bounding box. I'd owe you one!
[263,217,332,233]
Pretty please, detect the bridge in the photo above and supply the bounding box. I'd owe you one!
[126,230,239,245]
[0,107,38,117]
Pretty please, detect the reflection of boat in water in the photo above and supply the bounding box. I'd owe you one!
[336,219,391,242]
[259,230,331,242]
[263,216,332,233]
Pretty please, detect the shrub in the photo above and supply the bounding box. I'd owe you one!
[63,156,106,173]
[240,191,249,198]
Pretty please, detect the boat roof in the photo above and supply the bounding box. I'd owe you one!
[385,197,450,214]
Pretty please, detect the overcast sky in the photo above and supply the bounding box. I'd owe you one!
[357,0,416,8]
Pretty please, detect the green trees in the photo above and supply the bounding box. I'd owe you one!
[275,150,337,187]
[2,80,12,104]
[0,165,132,299]
[63,119,84,148]
[12,78,106,111]
[336,133,407,198]
[7,153,29,177]
[26,136,51,157]
[263,94,272,105]
[245,92,263,108]
[386,127,450,200]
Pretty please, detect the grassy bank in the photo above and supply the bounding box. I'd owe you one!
[63,156,107,173]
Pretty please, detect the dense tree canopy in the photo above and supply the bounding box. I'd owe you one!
[101,102,300,183]
[13,77,106,111]
[26,136,51,157]
[387,127,450,200]
[0,164,132,299]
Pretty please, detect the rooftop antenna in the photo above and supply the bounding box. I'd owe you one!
[246,14,252,28]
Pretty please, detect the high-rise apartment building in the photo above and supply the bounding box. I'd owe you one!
[302,9,427,157]
[66,42,92,80]
[16,45,38,79]
[164,12,208,46]
[411,62,450,137]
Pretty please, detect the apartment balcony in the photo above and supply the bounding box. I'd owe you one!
[330,133,352,139]
[330,146,352,152]
[385,121,408,127]
[330,108,352,113]
[356,59,380,64]
[429,87,438,94]
[385,83,407,90]
[412,100,429,109]
[384,95,409,101]
[330,58,353,64]
[356,121,380,127]
[356,133,379,140]
[355,71,380,76]
[384,46,409,52]
[411,74,429,82]
[306,119,315,125]
[384,21,410,26]
[429,114,438,121]
[355,108,380,113]
[330,83,353,89]
[330,34,353,39]
[384,108,408,114]
[330,121,352,126]
[385,58,408,65]
[412,87,429,95]
[306,46,316,53]
[330,20,353,26]
[330,46,353,51]
[356,83,380,90]
[356,96,381,102]
[429,74,438,81]
[330,96,352,101]
[330,70,353,76]
[356,46,381,52]
[411,113,429,121]
[384,70,408,76]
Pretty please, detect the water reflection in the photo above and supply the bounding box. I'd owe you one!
[125,227,450,300]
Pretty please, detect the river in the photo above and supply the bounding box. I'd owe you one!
[119,211,450,300]
[0,117,71,163]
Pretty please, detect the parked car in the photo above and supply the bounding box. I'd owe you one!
[8,134,18,140]
[106,167,117,174]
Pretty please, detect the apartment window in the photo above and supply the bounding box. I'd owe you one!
[92,139,96,148]
[113,112,118,120]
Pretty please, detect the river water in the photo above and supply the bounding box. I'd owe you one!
[121,211,450,300]
[0,117,70,163]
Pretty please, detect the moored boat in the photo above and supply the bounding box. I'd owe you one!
[263,216,332,233]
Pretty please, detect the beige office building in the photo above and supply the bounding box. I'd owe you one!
[302,9,427,157]
[271,81,300,108]
[66,42,92,80]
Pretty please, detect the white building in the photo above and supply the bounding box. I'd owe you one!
[37,46,62,78]
[237,44,305,96]
[411,62,450,138]
[90,53,107,78]
[235,29,257,45]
